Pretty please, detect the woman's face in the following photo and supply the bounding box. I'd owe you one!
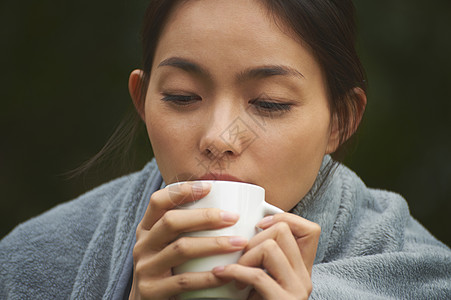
[138,0,338,211]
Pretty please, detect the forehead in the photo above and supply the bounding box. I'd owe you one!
[166,0,269,32]
[152,0,319,78]
[159,0,278,48]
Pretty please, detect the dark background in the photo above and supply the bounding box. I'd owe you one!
[1,0,450,246]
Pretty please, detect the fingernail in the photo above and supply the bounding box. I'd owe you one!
[256,216,274,228]
[220,211,240,223]
[228,236,247,247]
[212,266,225,273]
[191,182,210,198]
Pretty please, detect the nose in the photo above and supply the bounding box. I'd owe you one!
[198,107,258,162]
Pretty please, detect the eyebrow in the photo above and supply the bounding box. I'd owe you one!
[237,65,304,81]
[158,57,212,77]
[158,56,304,81]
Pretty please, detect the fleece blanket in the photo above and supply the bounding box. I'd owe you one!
[1,157,450,299]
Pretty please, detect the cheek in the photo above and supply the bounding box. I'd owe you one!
[145,109,184,183]
[256,114,331,209]
[265,110,331,159]
[284,114,331,175]
[145,100,179,158]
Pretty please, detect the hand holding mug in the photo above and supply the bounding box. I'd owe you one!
[170,181,283,299]
[212,212,321,300]
[129,181,319,300]
[129,181,247,300]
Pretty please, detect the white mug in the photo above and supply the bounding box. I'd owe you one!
[167,180,283,300]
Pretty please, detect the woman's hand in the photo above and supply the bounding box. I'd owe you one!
[129,182,248,300]
[212,213,321,300]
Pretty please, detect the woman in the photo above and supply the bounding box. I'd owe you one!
[1,0,450,299]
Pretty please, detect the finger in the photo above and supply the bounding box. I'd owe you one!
[139,182,211,231]
[238,239,302,288]
[136,271,229,299]
[257,213,321,275]
[246,221,303,274]
[136,236,248,275]
[146,208,240,248]
[212,264,284,300]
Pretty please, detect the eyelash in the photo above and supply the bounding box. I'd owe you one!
[161,93,201,105]
[250,98,292,113]
[160,93,292,114]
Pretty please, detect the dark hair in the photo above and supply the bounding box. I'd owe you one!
[75,0,366,178]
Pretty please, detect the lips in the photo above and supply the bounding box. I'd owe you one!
[198,173,247,183]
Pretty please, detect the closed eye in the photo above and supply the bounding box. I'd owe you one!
[250,98,292,114]
[161,93,202,105]
[252,100,291,111]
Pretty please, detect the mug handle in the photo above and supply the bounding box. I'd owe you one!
[263,202,284,215]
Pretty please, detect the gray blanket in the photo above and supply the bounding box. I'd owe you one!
[1,157,450,299]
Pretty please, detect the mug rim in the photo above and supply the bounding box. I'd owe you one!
[166,180,264,192]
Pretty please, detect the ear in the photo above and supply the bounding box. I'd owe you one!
[128,69,146,120]
[326,87,367,154]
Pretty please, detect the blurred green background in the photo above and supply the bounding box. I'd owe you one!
[1,0,450,246]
